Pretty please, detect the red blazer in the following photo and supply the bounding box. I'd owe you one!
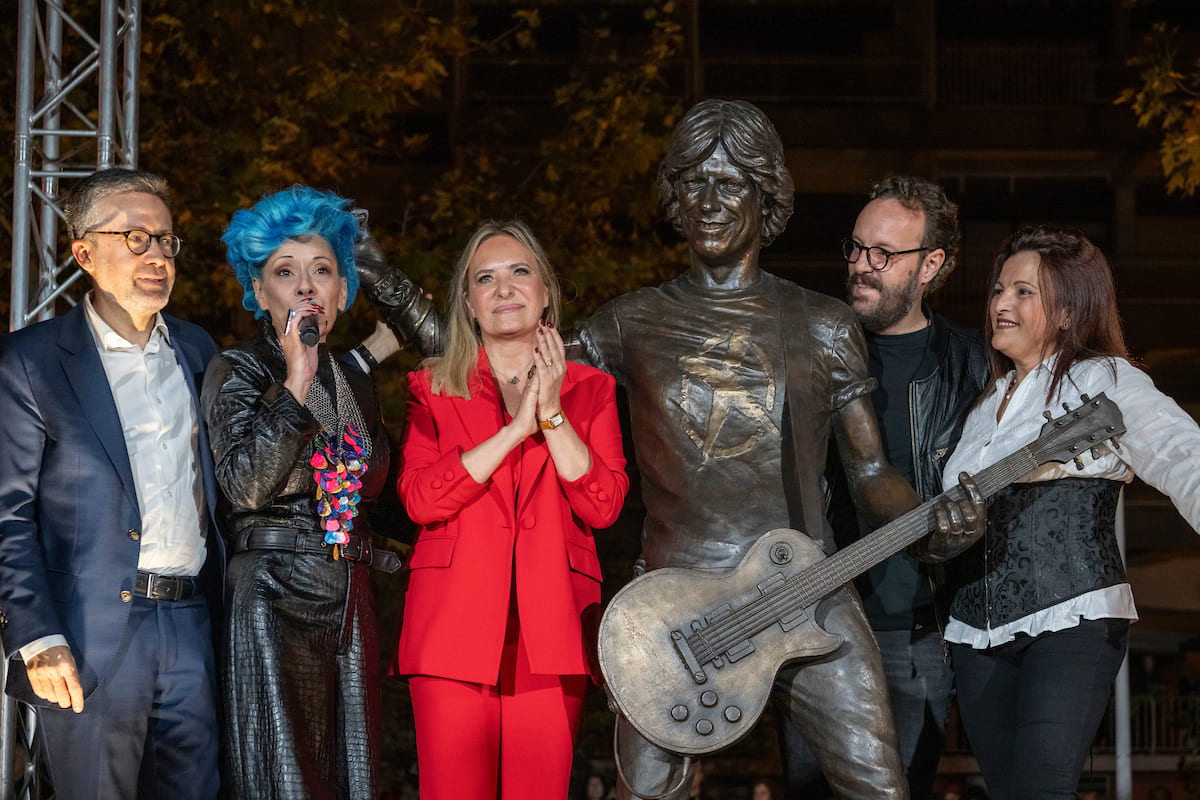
[396,349,629,684]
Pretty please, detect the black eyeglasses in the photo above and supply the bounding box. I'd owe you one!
[841,238,930,271]
[83,229,183,258]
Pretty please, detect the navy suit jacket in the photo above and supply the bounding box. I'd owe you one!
[0,303,224,705]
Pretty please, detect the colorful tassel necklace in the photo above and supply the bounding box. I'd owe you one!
[310,424,368,559]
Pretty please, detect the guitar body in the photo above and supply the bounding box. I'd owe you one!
[597,528,843,756]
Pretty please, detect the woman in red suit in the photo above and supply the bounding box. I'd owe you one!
[397,220,629,799]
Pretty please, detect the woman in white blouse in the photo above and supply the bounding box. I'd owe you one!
[941,225,1200,800]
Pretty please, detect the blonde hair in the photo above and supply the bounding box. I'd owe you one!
[429,220,561,398]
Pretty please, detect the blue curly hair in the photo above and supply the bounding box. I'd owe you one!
[222,185,360,319]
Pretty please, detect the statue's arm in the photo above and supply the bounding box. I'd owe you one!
[354,222,445,361]
[832,395,921,530]
[835,395,983,562]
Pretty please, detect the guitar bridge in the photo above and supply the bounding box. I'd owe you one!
[670,629,708,685]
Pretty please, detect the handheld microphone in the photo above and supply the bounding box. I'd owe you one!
[298,314,320,347]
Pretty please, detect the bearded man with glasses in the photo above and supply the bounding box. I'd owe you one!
[782,175,989,800]
[0,168,224,799]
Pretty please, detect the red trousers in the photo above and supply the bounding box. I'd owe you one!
[409,607,588,799]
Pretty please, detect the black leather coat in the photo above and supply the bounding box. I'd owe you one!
[202,327,389,533]
[201,325,391,800]
[828,309,988,628]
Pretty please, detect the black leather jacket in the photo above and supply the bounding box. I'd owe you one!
[907,309,990,501]
[828,308,988,627]
[200,326,390,537]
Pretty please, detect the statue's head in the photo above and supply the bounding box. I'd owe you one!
[657,99,794,247]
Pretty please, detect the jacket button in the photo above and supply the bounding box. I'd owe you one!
[523,517,536,529]
[128,529,140,541]
[120,590,133,603]
[431,480,443,489]
[598,492,609,503]
[588,481,600,492]
[444,470,455,481]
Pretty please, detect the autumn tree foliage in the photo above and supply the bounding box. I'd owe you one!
[1118,21,1200,196]
[6,1,686,346]
[373,2,688,331]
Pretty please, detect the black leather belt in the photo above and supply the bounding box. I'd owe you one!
[134,571,198,601]
[235,527,401,574]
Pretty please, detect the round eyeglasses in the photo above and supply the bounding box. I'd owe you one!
[84,229,183,258]
[841,238,929,271]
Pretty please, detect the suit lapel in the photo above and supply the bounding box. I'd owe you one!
[453,349,518,521]
[167,319,219,516]
[57,305,139,508]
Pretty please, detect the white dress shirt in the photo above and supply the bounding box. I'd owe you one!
[942,354,1200,648]
[19,295,207,663]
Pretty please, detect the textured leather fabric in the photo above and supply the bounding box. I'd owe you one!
[222,547,379,800]
[949,477,1124,629]
[202,325,390,799]
[905,309,990,500]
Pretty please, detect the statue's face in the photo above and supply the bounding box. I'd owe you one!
[675,144,762,267]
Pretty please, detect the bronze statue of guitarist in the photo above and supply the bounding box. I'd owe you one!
[574,100,983,800]
[362,99,984,799]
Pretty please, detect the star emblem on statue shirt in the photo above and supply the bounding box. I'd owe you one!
[678,327,778,462]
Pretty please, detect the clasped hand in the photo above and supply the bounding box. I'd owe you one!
[509,321,567,438]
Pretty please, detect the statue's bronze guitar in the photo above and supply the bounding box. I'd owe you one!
[597,393,1125,757]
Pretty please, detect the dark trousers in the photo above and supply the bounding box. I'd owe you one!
[37,595,219,800]
[951,617,1128,800]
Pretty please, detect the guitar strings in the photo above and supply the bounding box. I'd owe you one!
[686,447,1041,658]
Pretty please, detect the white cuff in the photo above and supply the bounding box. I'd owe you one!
[19,634,69,664]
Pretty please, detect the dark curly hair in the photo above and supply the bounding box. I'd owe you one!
[869,174,960,294]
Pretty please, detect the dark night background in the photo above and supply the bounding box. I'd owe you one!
[7,1,1200,797]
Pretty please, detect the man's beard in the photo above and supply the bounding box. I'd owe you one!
[845,269,923,334]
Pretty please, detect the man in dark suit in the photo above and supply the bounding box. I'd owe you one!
[0,168,223,799]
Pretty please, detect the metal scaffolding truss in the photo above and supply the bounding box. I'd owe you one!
[10,0,142,333]
[4,1,141,797]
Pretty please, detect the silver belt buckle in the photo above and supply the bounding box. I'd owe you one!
[145,572,166,600]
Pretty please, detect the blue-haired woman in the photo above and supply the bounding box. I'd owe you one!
[201,186,398,799]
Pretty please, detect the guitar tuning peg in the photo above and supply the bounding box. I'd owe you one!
[1090,447,1103,460]
[1080,393,1091,403]
[1074,456,1085,470]
[1111,435,1122,451]
[1043,410,1053,421]
[1062,402,1072,412]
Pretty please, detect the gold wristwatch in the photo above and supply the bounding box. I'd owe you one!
[539,411,566,431]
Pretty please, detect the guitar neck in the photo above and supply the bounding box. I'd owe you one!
[802,443,1038,602]
[681,393,1124,669]
[687,444,1040,661]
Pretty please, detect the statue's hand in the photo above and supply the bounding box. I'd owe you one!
[349,209,443,356]
[920,472,985,562]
